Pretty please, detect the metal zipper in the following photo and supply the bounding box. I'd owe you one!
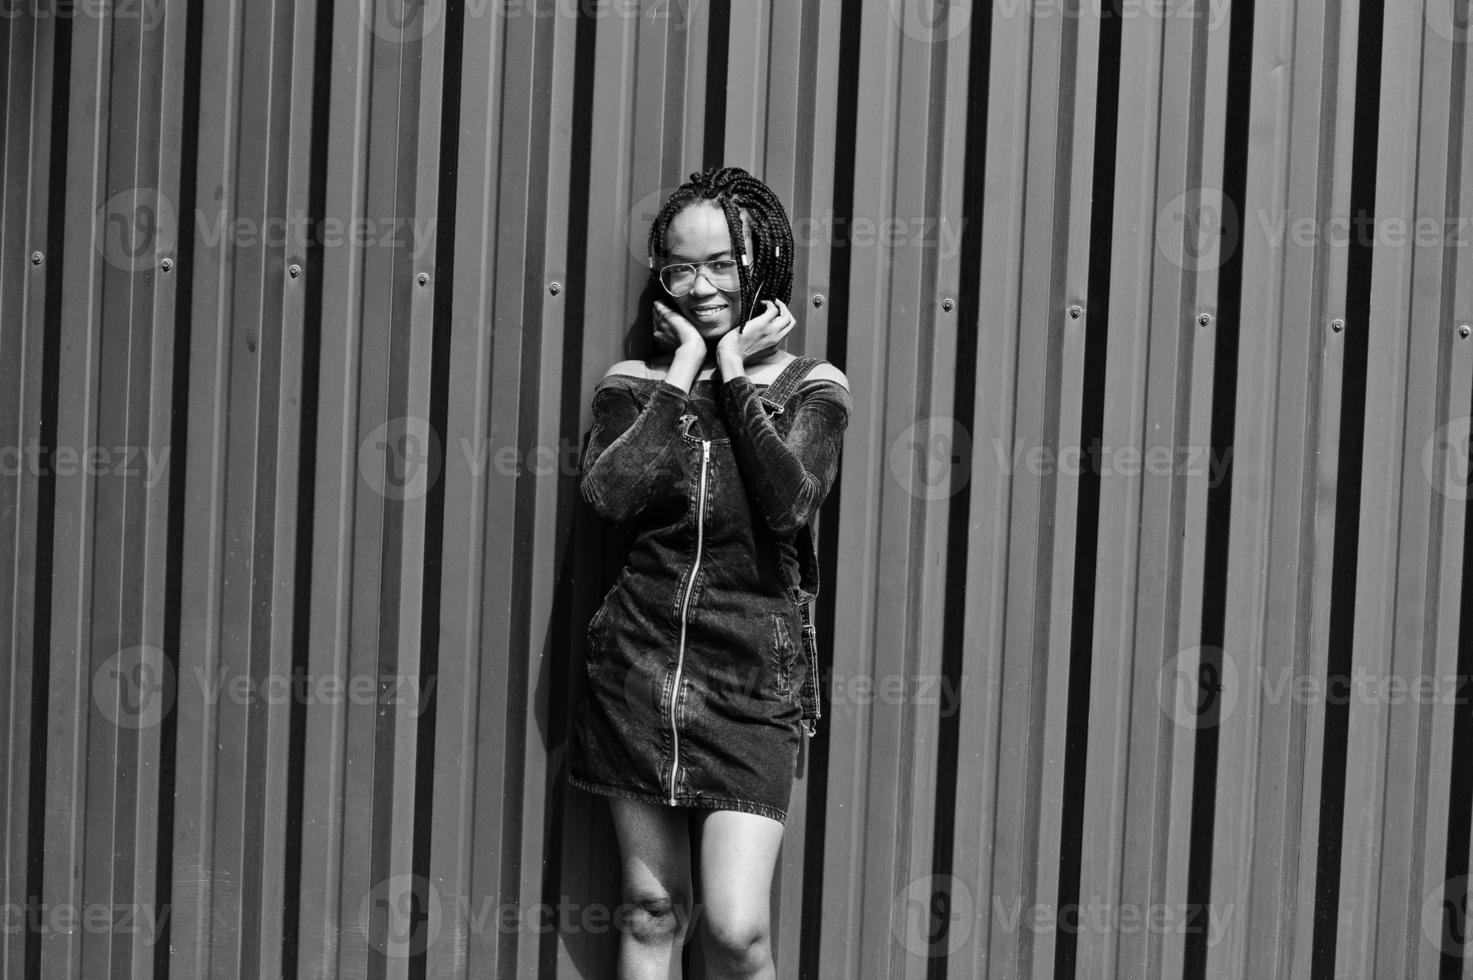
[669,438,710,805]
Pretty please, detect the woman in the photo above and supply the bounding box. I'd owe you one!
[567,166,852,978]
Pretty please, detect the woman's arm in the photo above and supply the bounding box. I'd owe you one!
[719,374,853,535]
[579,366,692,524]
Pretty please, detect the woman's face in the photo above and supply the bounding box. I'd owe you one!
[660,201,755,342]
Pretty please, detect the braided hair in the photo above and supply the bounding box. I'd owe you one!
[646,166,795,324]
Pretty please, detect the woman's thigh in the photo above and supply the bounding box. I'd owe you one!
[694,809,786,930]
[609,797,695,909]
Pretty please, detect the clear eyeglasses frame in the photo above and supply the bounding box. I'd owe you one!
[653,256,748,296]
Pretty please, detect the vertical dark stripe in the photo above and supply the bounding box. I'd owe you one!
[794,1,861,975]
[702,0,729,167]
[540,0,598,963]
[1054,0,1122,973]
[925,0,991,974]
[408,0,464,977]
[25,7,71,975]
[1180,0,1255,967]
[1442,23,1473,979]
[1308,0,1381,972]
[1181,0,1255,972]
[278,0,336,971]
[151,0,205,970]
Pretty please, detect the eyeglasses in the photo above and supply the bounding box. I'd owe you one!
[655,257,747,296]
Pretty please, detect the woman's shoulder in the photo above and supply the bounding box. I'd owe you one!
[798,359,849,390]
[600,359,655,381]
[595,353,849,390]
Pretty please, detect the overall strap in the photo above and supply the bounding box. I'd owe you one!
[758,354,822,415]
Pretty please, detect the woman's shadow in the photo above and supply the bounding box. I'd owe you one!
[536,277,699,978]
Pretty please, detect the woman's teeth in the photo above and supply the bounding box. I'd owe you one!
[691,305,726,318]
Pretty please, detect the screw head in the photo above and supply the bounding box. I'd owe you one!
[1331,318,1345,333]
[289,264,302,279]
[417,272,429,287]
[30,251,43,265]
[942,298,955,313]
[1069,305,1083,319]
[160,257,174,273]
[1198,313,1212,327]
[812,294,825,308]
[549,281,561,295]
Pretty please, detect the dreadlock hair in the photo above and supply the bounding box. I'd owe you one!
[646,166,795,325]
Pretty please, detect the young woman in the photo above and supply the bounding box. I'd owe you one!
[567,167,852,978]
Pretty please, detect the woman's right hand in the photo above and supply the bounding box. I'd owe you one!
[653,300,706,355]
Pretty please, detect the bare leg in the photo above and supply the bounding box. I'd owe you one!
[695,809,786,979]
[609,798,696,980]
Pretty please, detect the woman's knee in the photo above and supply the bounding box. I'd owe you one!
[702,910,771,970]
[620,886,695,945]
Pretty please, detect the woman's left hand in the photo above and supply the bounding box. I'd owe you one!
[716,299,795,367]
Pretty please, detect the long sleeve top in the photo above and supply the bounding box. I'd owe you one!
[579,373,852,535]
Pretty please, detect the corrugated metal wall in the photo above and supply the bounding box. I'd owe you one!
[4,0,1473,976]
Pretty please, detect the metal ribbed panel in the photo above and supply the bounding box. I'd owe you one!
[4,1,1473,977]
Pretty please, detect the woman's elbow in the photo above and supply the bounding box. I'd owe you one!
[581,474,639,524]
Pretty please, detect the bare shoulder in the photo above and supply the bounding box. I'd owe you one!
[601,359,651,380]
[804,361,849,389]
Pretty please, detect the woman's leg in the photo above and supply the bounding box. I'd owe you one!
[694,809,786,979]
[609,797,696,980]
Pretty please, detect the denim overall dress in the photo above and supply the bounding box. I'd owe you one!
[568,354,850,823]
